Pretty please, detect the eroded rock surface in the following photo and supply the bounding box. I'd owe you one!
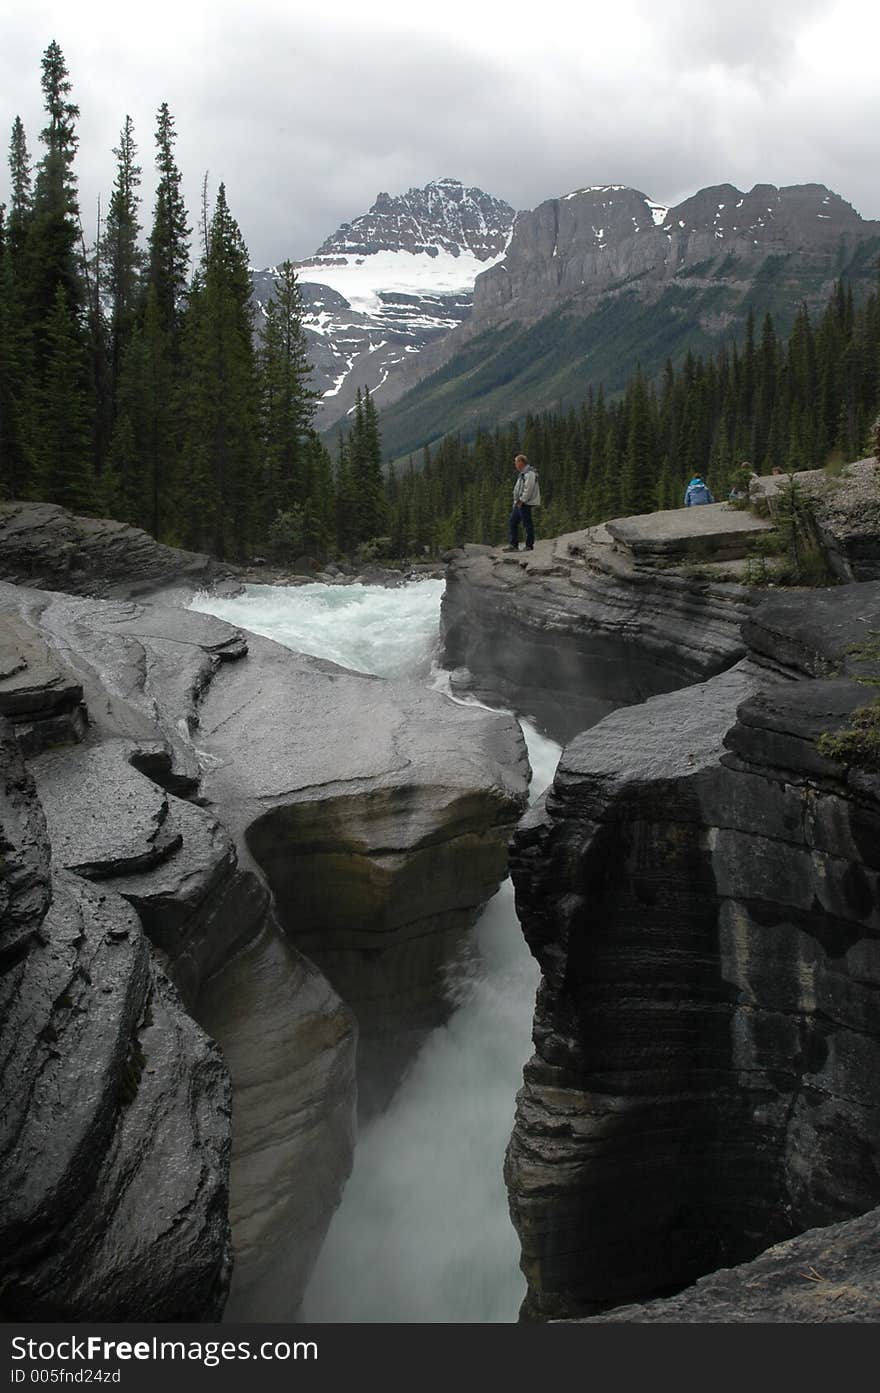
[1,577,527,1316]
[198,918,356,1321]
[505,581,880,1320]
[580,1204,880,1322]
[0,724,231,1320]
[751,458,880,582]
[0,502,223,598]
[0,614,87,754]
[441,530,753,741]
[195,630,529,1113]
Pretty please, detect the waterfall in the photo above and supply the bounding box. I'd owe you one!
[192,580,561,1322]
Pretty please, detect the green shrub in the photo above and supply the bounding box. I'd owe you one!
[267,506,306,563]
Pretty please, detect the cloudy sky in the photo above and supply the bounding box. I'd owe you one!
[2,0,879,267]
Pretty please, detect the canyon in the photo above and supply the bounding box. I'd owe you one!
[3,470,880,1322]
[0,503,527,1320]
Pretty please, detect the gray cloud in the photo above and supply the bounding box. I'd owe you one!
[1,1,878,268]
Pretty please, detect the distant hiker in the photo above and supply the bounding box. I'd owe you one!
[684,474,714,506]
[728,462,757,501]
[502,454,541,551]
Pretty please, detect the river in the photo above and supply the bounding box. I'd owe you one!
[191,579,561,1322]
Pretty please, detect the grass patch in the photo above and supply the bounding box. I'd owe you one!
[817,700,880,771]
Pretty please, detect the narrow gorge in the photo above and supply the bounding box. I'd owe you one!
[2,475,880,1323]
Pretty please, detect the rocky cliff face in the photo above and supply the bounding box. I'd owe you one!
[474,182,880,331]
[0,502,223,598]
[0,722,233,1320]
[0,507,528,1319]
[375,182,880,460]
[435,500,880,1322]
[503,581,880,1319]
[440,525,758,742]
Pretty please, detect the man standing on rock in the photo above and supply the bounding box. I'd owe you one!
[502,454,541,551]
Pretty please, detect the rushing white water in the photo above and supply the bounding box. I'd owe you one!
[190,580,562,1323]
[192,579,445,679]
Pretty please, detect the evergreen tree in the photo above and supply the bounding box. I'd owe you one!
[24,40,83,338]
[346,386,386,543]
[33,285,94,512]
[301,433,336,557]
[102,116,145,402]
[620,370,656,514]
[7,117,33,263]
[146,103,190,333]
[106,285,174,534]
[335,437,359,553]
[259,260,318,525]
[179,182,258,558]
[0,203,34,497]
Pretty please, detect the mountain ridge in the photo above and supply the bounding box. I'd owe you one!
[371,180,880,459]
[250,178,880,457]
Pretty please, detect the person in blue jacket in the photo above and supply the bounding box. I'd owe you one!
[684,474,715,506]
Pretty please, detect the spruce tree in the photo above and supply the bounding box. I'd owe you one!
[0,200,34,497]
[34,285,94,512]
[7,117,33,263]
[301,433,336,557]
[24,41,83,338]
[106,285,174,533]
[620,370,656,515]
[335,437,359,553]
[344,387,386,545]
[179,182,258,558]
[103,116,145,403]
[146,104,190,334]
[259,260,318,526]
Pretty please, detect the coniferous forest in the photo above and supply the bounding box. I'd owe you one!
[388,287,880,553]
[0,42,386,562]
[1,42,879,566]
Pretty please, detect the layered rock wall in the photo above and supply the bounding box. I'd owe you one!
[505,583,880,1319]
[0,503,223,598]
[441,533,753,741]
[0,724,232,1320]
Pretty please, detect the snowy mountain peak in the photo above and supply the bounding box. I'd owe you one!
[313,178,515,263]
[250,180,516,429]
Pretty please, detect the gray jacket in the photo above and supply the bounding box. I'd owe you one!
[513,465,541,507]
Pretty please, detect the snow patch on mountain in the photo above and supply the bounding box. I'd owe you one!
[251,179,516,429]
[296,246,507,317]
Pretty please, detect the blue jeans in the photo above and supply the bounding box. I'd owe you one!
[509,503,534,548]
